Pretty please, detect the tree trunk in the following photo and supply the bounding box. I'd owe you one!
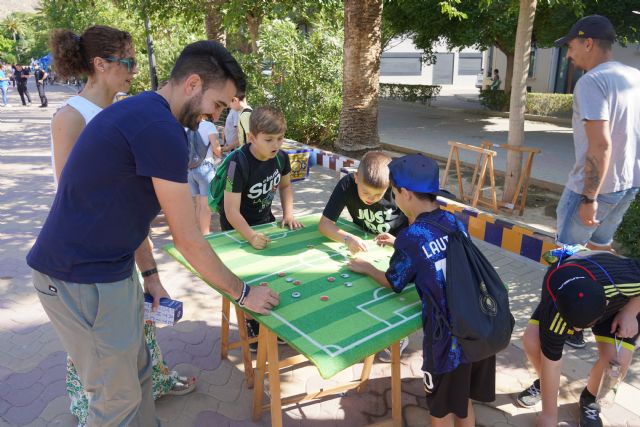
[503,0,537,203]
[204,0,226,44]
[504,51,514,92]
[246,13,261,54]
[335,0,383,153]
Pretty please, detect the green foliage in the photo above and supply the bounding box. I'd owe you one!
[480,90,574,116]
[1,12,49,63]
[479,89,510,112]
[379,83,441,105]
[238,17,343,146]
[525,93,572,117]
[615,194,640,257]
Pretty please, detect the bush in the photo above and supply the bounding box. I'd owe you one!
[479,89,510,111]
[480,90,573,117]
[379,83,441,105]
[614,193,640,257]
[239,18,343,146]
[525,93,573,117]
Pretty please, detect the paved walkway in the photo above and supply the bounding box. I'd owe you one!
[378,96,575,190]
[1,83,638,427]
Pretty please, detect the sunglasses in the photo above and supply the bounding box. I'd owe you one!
[102,56,137,73]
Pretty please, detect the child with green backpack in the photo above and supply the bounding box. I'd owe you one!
[209,106,302,350]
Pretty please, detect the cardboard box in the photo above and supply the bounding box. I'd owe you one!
[144,294,183,325]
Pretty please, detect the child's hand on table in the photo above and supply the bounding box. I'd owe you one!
[347,257,374,275]
[374,232,395,247]
[250,232,271,249]
[281,216,303,230]
[345,234,368,254]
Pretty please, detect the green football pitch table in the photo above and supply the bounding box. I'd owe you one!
[164,214,422,378]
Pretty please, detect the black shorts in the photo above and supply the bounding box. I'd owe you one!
[423,356,496,419]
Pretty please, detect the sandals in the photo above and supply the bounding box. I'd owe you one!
[168,375,197,396]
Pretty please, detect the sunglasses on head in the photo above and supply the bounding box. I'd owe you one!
[102,56,136,73]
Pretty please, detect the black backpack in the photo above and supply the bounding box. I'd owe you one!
[424,218,514,362]
[186,129,210,169]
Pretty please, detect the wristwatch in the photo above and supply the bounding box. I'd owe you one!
[141,267,158,277]
[580,195,596,204]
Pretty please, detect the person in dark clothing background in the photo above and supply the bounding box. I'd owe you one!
[13,64,32,106]
[34,64,48,107]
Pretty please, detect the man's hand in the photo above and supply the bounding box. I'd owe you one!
[243,286,280,315]
[579,200,599,227]
[374,232,395,247]
[281,216,303,230]
[347,257,374,274]
[250,232,271,249]
[345,235,368,254]
[611,307,639,338]
[143,275,171,311]
[534,414,557,427]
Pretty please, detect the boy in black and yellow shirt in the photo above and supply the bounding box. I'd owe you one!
[517,250,640,427]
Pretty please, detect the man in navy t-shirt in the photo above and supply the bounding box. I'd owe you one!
[27,41,280,426]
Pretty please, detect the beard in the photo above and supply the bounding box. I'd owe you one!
[178,91,203,130]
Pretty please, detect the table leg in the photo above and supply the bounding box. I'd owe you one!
[252,326,268,421]
[235,308,254,389]
[356,354,375,393]
[220,298,230,360]
[391,340,402,427]
[266,329,283,427]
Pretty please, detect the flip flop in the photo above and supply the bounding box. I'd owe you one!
[168,375,197,396]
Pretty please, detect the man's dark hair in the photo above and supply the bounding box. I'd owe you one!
[389,176,437,202]
[592,38,613,51]
[170,40,246,94]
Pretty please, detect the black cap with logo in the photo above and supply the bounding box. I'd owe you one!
[554,15,616,47]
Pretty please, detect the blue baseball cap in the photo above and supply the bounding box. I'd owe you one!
[388,153,440,194]
[554,15,616,47]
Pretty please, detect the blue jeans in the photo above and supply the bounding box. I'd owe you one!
[0,86,7,105]
[187,160,216,196]
[556,187,639,246]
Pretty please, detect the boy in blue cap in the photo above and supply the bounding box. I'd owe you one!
[348,153,496,427]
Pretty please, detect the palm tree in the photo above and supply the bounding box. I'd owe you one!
[503,0,537,202]
[335,0,383,154]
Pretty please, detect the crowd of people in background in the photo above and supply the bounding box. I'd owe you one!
[0,61,82,108]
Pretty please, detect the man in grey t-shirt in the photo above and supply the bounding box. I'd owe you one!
[555,15,640,252]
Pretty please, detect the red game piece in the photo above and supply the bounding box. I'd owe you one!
[278,272,286,277]
[260,282,269,286]
[320,295,329,301]
[327,277,336,282]
[293,280,301,285]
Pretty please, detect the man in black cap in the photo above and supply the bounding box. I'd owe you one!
[516,250,640,427]
[553,14,640,351]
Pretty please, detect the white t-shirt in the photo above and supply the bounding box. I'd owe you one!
[197,119,218,161]
[567,61,640,194]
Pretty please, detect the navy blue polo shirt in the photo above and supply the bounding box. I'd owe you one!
[385,209,468,375]
[27,92,188,283]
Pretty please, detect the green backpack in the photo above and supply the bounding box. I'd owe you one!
[208,148,283,213]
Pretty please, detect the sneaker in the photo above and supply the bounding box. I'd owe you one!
[246,319,259,353]
[516,379,541,407]
[579,394,603,427]
[378,337,409,363]
[566,331,586,349]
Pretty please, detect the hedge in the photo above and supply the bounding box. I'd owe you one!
[480,90,573,118]
[380,83,441,105]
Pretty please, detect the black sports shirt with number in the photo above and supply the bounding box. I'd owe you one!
[219,144,291,227]
[322,174,408,236]
[534,253,640,361]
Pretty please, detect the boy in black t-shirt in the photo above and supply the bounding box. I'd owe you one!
[319,151,408,255]
[219,106,302,248]
[219,106,302,350]
[516,250,640,427]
